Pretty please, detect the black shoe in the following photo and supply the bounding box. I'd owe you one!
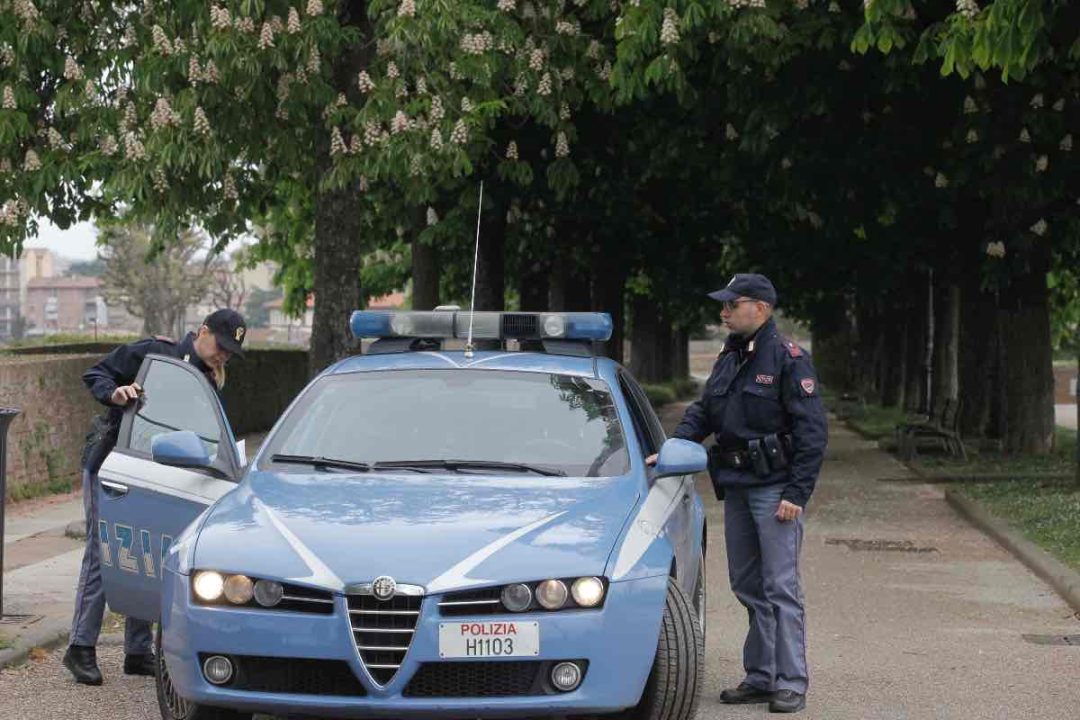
[123,653,156,677]
[63,645,103,686]
[769,690,807,713]
[720,682,773,704]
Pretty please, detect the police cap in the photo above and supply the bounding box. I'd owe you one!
[707,273,777,306]
[204,308,247,358]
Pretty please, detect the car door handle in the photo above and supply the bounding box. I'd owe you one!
[100,479,129,497]
[682,493,690,504]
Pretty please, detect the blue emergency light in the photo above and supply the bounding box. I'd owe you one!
[350,310,613,342]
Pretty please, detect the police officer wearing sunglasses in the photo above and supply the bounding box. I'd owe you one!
[652,274,827,713]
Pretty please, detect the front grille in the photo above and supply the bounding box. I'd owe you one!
[199,655,365,696]
[348,592,422,685]
[403,660,588,697]
[501,314,539,339]
[438,586,503,616]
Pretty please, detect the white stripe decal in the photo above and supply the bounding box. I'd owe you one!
[611,476,689,580]
[427,511,566,593]
[255,498,343,590]
[417,352,462,367]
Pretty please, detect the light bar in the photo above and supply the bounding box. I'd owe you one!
[350,310,613,342]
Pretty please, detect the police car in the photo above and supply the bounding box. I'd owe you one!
[94,310,707,720]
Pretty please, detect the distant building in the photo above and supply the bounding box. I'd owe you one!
[24,276,105,335]
[0,254,19,338]
[263,292,405,347]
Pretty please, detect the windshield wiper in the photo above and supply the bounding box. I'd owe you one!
[270,454,371,473]
[372,459,565,477]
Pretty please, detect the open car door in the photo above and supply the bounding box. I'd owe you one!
[95,354,243,621]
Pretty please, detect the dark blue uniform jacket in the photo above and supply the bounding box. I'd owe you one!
[673,318,828,507]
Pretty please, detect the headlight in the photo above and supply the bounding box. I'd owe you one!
[193,571,224,601]
[254,579,284,607]
[571,577,605,607]
[223,574,254,605]
[501,583,532,612]
[536,580,568,610]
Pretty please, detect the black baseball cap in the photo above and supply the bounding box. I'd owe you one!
[707,273,778,306]
[204,308,247,358]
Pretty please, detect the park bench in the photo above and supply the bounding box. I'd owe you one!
[896,397,967,461]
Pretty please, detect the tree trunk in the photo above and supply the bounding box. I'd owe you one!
[881,307,907,408]
[474,192,506,312]
[590,250,625,364]
[998,246,1055,454]
[931,281,960,412]
[518,256,549,312]
[958,281,997,438]
[309,2,373,376]
[903,297,926,413]
[629,293,662,383]
[670,327,689,380]
[1075,353,1079,486]
[411,233,439,311]
[654,313,674,383]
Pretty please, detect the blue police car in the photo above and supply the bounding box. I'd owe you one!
[93,310,707,720]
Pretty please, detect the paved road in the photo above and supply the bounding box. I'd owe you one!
[3,415,1078,719]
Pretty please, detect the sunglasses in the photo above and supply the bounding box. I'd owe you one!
[721,299,755,312]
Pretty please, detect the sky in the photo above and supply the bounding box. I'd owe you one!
[24,219,101,261]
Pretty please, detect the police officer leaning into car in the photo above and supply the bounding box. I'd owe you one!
[652,274,827,714]
[63,309,246,686]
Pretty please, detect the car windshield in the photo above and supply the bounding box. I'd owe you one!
[260,369,630,478]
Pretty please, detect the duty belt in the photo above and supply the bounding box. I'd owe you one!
[709,433,793,476]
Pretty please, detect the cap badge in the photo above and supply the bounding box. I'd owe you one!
[235,326,245,342]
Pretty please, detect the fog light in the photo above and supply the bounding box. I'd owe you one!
[536,580,568,610]
[501,583,532,612]
[550,662,582,692]
[571,577,605,607]
[254,579,284,607]
[223,575,254,605]
[203,655,234,685]
[193,571,224,602]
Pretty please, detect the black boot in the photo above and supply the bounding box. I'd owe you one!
[123,652,156,677]
[63,645,103,686]
[719,682,773,704]
[769,690,807,713]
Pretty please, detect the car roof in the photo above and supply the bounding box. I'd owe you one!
[327,350,607,379]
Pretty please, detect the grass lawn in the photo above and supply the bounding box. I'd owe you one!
[913,427,1077,477]
[0,633,12,650]
[958,478,1080,572]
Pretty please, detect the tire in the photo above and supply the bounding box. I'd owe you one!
[155,626,252,720]
[693,554,706,643]
[618,578,704,720]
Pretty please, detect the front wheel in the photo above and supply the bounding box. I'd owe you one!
[618,578,704,720]
[155,626,252,720]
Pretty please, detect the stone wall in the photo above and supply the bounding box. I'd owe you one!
[0,347,309,501]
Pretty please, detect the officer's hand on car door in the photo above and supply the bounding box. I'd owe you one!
[110,382,142,406]
[645,454,658,467]
[775,500,802,522]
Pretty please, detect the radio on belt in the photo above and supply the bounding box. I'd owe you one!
[349,310,613,342]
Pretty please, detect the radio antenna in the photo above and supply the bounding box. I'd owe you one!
[464,180,484,359]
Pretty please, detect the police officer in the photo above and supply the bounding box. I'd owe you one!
[652,274,827,714]
[63,309,246,685]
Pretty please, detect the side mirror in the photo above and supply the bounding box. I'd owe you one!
[151,430,213,470]
[652,438,708,479]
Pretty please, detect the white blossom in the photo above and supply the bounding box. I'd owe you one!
[984,241,1005,258]
[513,73,528,96]
[364,121,383,146]
[391,111,409,134]
[430,127,443,150]
[223,173,238,201]
[330,126,347,155]
[287,7,302,33]
[210,6,232,30]
[306,0,324,16]
[596,61,612,81]
[0,200,18,226]
[99,134,118,156]
[1030,219,1047,236]
[450,118,468,145]
[152,168,169,193]
[498,0,516,11]
[448,62,462,80]
[14,0,40,25]
[506,141,519,160]
[0,46,14,68]
[966,129,978,144]
[956,0,979,19]
[559,103,571,121]
[259,22,275,49]
[660,8,680,45]
[349,134,362,155]
[794,0,809,8]
[461,97,473,113]
[123,133,145,161]
[150,97,180,130]
[781,157,792,170]
[357,71,375,93]
[1029,93,1044,109]
[152,25,172,55]
[398,0,416,18]
[396,83,409,99]
[123,102,137,130]
[0,158,11,174]
[416,77,427,95]
[387,61,400,79]
[193,106,211,136]
[725,123,739,141]
[204,61,220,84]
[1060,134,1073,152]
[529,48,545,71]
[963,96,978,114]
[1034,154,1048,172]
[555,131,569,158]
[1018,127,1031,143]
[2,85,15,110]
[1052,98,1065,112]
[556,20,579,36]
[359,175,369,192]
[63,57,83,81]
[537,72,552,96]
[188,56,202,84]
[934,172,949,188]
[307,48,321,74]
[47,127,64,150]
[461,32,493,55]
[236,16,255,33]
[427,207,439,226]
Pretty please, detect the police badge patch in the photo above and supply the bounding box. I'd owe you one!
[800,378,816,395]
[756,374,775,385]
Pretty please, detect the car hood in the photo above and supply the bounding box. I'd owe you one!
[194,470,641,593]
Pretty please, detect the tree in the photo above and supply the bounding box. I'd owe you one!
[98,223,216,336]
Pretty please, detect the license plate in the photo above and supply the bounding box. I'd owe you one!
[439,621,540,658]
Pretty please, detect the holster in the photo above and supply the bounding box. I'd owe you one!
[706,446,726,501]
[747,439,771,477]
[763,433,789,471]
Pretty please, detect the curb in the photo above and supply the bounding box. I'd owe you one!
[945,489,1080,615]
[0,616,69,670]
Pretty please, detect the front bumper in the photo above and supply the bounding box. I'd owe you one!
[161,569,669,718]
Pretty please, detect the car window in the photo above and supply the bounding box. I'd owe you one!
[618,373,657,456]
[126,359,222,461]
[620,371,667,452]
[261,369,630,477]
